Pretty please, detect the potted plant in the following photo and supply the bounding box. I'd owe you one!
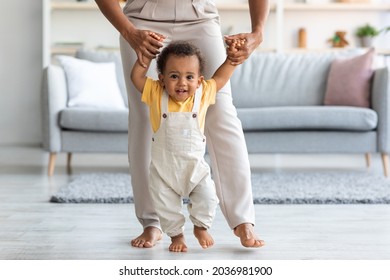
[356,24,390,47]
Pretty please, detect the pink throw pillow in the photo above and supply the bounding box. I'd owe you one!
[324,48,375,108]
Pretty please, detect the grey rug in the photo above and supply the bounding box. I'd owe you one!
[49,171,390,204]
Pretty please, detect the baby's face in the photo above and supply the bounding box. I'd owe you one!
[159,55,203,102]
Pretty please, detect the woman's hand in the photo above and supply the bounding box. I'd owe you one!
[224,32,263,65]
[125,29,166,67]
[94,0,165,67]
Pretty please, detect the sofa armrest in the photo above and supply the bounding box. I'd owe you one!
[371,67,390,152]
[41,65,68,152]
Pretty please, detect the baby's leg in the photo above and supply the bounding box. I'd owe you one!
[188,174,219,249]
[193,226,214,249]
[149,165,187,252]
[169,233,188,252]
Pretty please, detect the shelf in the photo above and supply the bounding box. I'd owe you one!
[214,4,249,11]
[50,2,390,12]
[284,3,390,11]
[51,45,120,55]
[50,2,252,11]
[266,48,390,55]
[51,1,125,10]
[51,2,97,10]
[217,3,276,12]
[51,46,79,55]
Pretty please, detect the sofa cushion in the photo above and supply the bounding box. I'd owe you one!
[76,49,128,106]
[237,106,377,131]
[56,55,126,110]
[60,108,128,132]
[324,48,374,108]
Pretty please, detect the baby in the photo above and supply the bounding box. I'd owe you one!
[131,34,244,252]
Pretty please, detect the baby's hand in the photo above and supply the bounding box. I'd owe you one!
[149,32,165,42]
[229,39,246,51]
[227,39,246,59]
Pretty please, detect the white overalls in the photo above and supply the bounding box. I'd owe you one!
[148,87,219,238]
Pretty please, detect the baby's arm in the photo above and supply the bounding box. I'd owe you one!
[131,32,164,93]
[212,39,246,92]
[131,56,151,93]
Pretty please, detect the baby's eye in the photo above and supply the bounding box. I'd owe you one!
[187,75,194,80]
[170,74,179,79]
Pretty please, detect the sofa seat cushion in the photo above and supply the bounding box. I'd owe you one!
[60,108,128,132]
[237,106,377,131]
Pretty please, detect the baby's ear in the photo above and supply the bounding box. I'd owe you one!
[197,75,204,88]
[158,74,165,87]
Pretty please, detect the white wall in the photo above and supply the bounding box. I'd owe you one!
[0,1,43,145]
[0,0,388,146]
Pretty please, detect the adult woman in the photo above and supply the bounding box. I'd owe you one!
[95,0,269,248]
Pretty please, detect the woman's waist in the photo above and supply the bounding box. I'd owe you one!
[123,0,218,22]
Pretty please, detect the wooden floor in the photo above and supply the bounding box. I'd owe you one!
[1,145,390,260]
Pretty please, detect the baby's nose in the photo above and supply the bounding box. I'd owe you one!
[178,77,186,85]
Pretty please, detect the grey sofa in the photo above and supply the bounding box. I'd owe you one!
[42,50,390,176]
[42,50,129,176]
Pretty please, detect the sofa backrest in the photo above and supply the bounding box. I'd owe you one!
[231,52,355,108]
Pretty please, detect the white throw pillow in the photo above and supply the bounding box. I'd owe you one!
[56,55,126,109]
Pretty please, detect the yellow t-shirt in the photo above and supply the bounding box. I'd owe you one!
[141,78,217,133]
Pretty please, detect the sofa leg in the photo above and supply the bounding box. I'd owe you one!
[381,153,389,177]
[67,153,72,175]
[365,153,371,168]
[48,152,57,177]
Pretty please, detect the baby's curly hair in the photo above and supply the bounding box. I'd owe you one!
[157,41,205,75]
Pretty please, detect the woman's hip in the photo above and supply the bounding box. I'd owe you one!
[123,0,219,22]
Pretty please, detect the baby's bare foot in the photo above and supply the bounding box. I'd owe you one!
[169,234,188,252]
[234,223,265,248]
[131,226,162,248]
[193,226,214,249]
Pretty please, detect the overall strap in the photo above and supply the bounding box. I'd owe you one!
[192,84,203,113]
[162,90,169,113]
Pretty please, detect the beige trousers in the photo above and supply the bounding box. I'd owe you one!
[120,0,255,230]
